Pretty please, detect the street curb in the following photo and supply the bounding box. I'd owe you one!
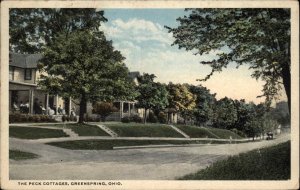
[113,143,216,150]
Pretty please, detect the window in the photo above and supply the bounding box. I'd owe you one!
[9,66,14,81]
[24,69,32,80]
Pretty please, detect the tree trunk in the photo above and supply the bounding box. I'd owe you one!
[78,96,86,123]
[143,108,147,124]
[281,62,291,114]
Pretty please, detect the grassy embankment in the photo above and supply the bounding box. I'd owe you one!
[176,125,243,139]
[105,123,185,138]
[179,141,290,180]
[9,126,69,139]
[9,150,39,160]
[29,123,110,136]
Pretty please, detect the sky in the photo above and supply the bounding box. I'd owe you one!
[99,9,286,104]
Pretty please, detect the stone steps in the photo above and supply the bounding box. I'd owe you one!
[96,125,118,137]
[63,128,79,138]
[168,125,190,138]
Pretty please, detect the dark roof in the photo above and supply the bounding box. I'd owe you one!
[9,53,43,68]
[128,71,140,79]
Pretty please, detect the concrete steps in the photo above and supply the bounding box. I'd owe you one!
[168,125,190,138]
[96,125,118,137]
[62,128,79,138]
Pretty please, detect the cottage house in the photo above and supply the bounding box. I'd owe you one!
[9,52,142,121]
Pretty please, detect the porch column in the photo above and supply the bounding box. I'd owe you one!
[170,113,174,124]
[68,97,72,115]
[45,94,49,111]
[55,95,59,115]
[29,90,34,114]
[120,101,124,119]
[128,102,131,116]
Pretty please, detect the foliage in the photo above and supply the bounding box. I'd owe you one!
[10,8,107,53]
[62,115,77,122]
[136,73,169,123]
[92,102,118,122]
[268,101,290,126]
[147,111,158,123]
[130,115,143,123]
[188,85,216,125]
[179,141,291,180]
[121,115,143,123]
[121,116,131,123]
[167,83,196,123]
[157,112,168,124]
[9,113,56,123]
[167,9,291,111]
[39,30,136,123]
[209,97,276,138]
[212,97,238,129]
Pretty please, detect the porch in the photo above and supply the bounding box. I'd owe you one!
[9,81,73,116]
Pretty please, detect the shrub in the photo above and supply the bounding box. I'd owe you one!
[28,115,35,122]
[39,115,46,122]
[34,115,41,122]
[130,115,143,123]
[9,113,56,123]
[147,111,158,123]
[158,112,167,124]
[92,102,118,122]
[19,114,28,122]
[121,116,131,123]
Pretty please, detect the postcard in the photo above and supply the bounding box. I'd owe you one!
[1,0,299,190]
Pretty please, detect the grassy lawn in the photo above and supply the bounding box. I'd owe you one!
[207,127,243,139]
[47,139,230,150]
[105,123,184,138]
[10,126,69,139]
[33,123,110,136]
[179,141,290,180]
[176,125,219,138]
[9,150,39,160]
[176,125,242,139]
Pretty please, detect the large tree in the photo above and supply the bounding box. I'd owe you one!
[167,83,196,124]
[212,97,238,129]
[10,8,107,53]
[136,73,169,123]
[39,30,136,123]
[167,9,291,112]
[188,84,216,126]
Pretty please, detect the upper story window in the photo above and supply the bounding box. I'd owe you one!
[24,69,32,80]
[9,66,14,81]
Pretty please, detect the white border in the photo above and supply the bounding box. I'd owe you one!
[1,1,299,190]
